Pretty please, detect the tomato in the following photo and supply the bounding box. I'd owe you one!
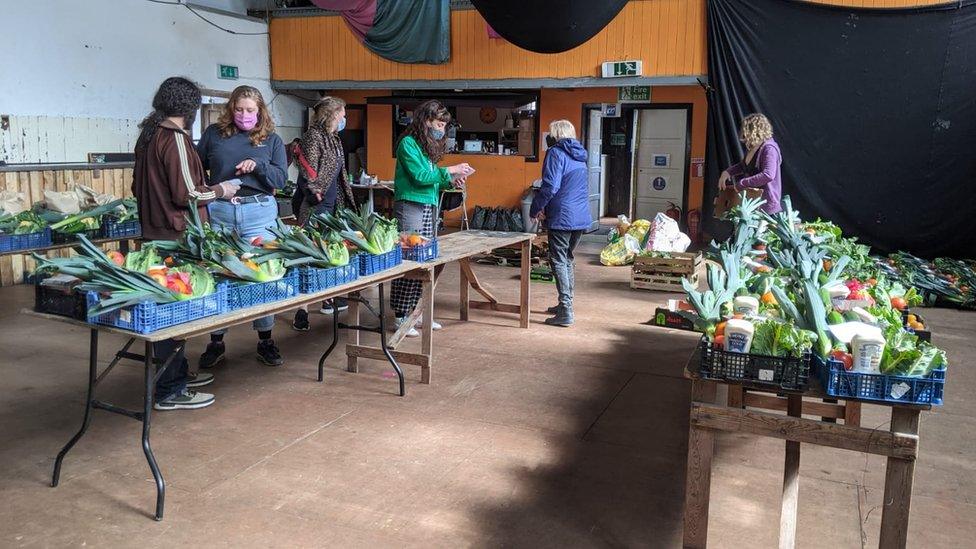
[890,297,907,311]
[251,236,264,247]
[714,321,727,337]
[163,256,175,267]
[166,275,192,295]
[106,251,125,267]
[830,350,854,371]
[713,335,726,348]
[761,291,777,305]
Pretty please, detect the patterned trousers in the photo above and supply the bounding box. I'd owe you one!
[391,201,435,318]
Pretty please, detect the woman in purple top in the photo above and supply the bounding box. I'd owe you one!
[718,113,783,214]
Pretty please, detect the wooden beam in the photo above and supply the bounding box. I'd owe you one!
[844,401,862,427]
[519,240,530,328]
[389,301,425,349]
[690,403,918,459]
[728,385,744,408]
[683,382,715,549]
[779,395,802,549]
[467,301,522,314]
[742,392,846,420]
[459,258,499,304]
[879,407,921,549]
[459,260,470,321]
[346,344,430,368]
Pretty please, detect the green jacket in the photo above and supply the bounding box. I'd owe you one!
[394,135,453,206]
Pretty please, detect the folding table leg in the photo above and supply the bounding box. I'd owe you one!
[377,283,405,396]
[317,304,340,382]
[142,342,165,521]
[52,329,99,487]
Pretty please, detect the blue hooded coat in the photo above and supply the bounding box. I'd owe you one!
[529,138,592,231]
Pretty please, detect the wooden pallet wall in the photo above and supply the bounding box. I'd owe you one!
[0,166,133,286]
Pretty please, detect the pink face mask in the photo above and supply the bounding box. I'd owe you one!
[234,112,258,131]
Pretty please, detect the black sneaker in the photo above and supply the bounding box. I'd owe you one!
[320,298,350,315]
[257,339,283,367]
[293,309,310,331]
[199,342,225,369]
[546,304,561,315]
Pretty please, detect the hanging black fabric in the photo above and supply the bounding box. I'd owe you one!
[704,0,976,257]
[471,0,628,54]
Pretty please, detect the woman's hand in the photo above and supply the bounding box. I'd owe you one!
[718,170,731,191]
[216,181,240,199]
[447,163,472,176]
[235,159,257,175]
[452,177,466,188]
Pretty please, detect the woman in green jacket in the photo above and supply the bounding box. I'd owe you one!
[391,100,471,336]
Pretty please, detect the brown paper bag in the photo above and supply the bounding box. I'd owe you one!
[713,186,763,219]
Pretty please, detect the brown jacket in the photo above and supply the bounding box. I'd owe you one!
[132,120,224,240]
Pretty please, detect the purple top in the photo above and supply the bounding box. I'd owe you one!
[726,138,783,214]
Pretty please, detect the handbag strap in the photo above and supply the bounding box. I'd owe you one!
[293,142,318,181]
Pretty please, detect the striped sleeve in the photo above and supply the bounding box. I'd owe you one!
[173,133,216,201]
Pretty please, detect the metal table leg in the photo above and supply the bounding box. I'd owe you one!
[52,329,99,487]
[142,341,165,521]
[316,283,405,396]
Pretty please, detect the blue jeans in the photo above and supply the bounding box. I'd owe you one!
[548,229,582,312]
[154,339,188,401]
[208,197,277,332]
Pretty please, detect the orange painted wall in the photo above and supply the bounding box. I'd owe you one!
[271,1,707,82]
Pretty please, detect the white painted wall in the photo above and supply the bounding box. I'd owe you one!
[0,0,307,164]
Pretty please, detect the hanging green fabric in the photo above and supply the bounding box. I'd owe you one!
[364,0,450,64]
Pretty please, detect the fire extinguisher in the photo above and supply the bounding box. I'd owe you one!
[687,208,702,244]
[665,201,681,222]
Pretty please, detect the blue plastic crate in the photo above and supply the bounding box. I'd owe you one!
[814,355,946,406]
[298,262,359,294]
[0,228,52,252]
[358,247,403,276]
[86,285,228,334]
[225,271,299,312]
[402,239,438,262]
[101,215,141,239]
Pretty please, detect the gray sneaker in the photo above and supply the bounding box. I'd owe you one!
[544,311,574,327]
[186,371,214,388]
[154,389,215,411]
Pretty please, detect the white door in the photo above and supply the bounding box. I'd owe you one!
[586,109,603,232]
[633,109,688,221]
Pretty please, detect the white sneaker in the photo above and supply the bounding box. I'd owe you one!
[415,316,443,331]
[395,317,420,338]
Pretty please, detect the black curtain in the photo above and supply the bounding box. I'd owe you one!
[471,0,628,53]
[705,0,976,257]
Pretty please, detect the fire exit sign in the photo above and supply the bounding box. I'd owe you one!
[218,64,239,80]
[619,86,651,102]
[601,60,643,78]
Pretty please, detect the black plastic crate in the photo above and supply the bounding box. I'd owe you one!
[52,228,101,244]
[697,337,811,391]
[34,277,88,320]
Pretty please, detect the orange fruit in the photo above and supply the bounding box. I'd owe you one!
[761,291,777,305]
[408,234,424,247]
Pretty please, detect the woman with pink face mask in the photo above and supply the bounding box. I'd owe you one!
[197,85,288,369]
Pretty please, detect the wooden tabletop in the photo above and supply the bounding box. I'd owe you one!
[22,230,536,342]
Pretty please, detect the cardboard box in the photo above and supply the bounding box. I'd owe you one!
[713,186,763,219]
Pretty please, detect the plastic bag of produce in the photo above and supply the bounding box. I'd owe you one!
[600,233,642,266]
[0,191,28,215]
[645,212,691,252]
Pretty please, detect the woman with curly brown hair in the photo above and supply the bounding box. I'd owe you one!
[390,100,472,337]
[718,113,783,214]
[196,85,288,368]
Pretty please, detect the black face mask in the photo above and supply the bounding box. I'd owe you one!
[545,135,557,148]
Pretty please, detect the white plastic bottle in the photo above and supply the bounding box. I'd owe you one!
[733,296,760,316]
[851,331,885,374]
[724,319,755,354]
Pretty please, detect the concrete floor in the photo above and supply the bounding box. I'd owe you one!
[1,243,975,548]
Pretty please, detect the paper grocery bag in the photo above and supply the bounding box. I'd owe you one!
[713,186,763,219]
[0,191,28,214]
[44,190,81,214]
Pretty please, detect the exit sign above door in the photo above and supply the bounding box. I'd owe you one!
[601,60,643,78]
[218,64,239,80]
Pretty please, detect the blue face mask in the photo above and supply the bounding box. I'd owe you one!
[429,127,445,140]
[338,117,346,132]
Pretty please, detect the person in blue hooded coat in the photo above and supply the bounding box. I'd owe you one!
[530,119,592,327]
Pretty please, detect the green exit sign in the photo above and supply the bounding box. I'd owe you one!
[619,86,651,102]
[601,60,643,78]
[218,64,239,80]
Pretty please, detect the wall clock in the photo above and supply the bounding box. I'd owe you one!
[479,107,497,124]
